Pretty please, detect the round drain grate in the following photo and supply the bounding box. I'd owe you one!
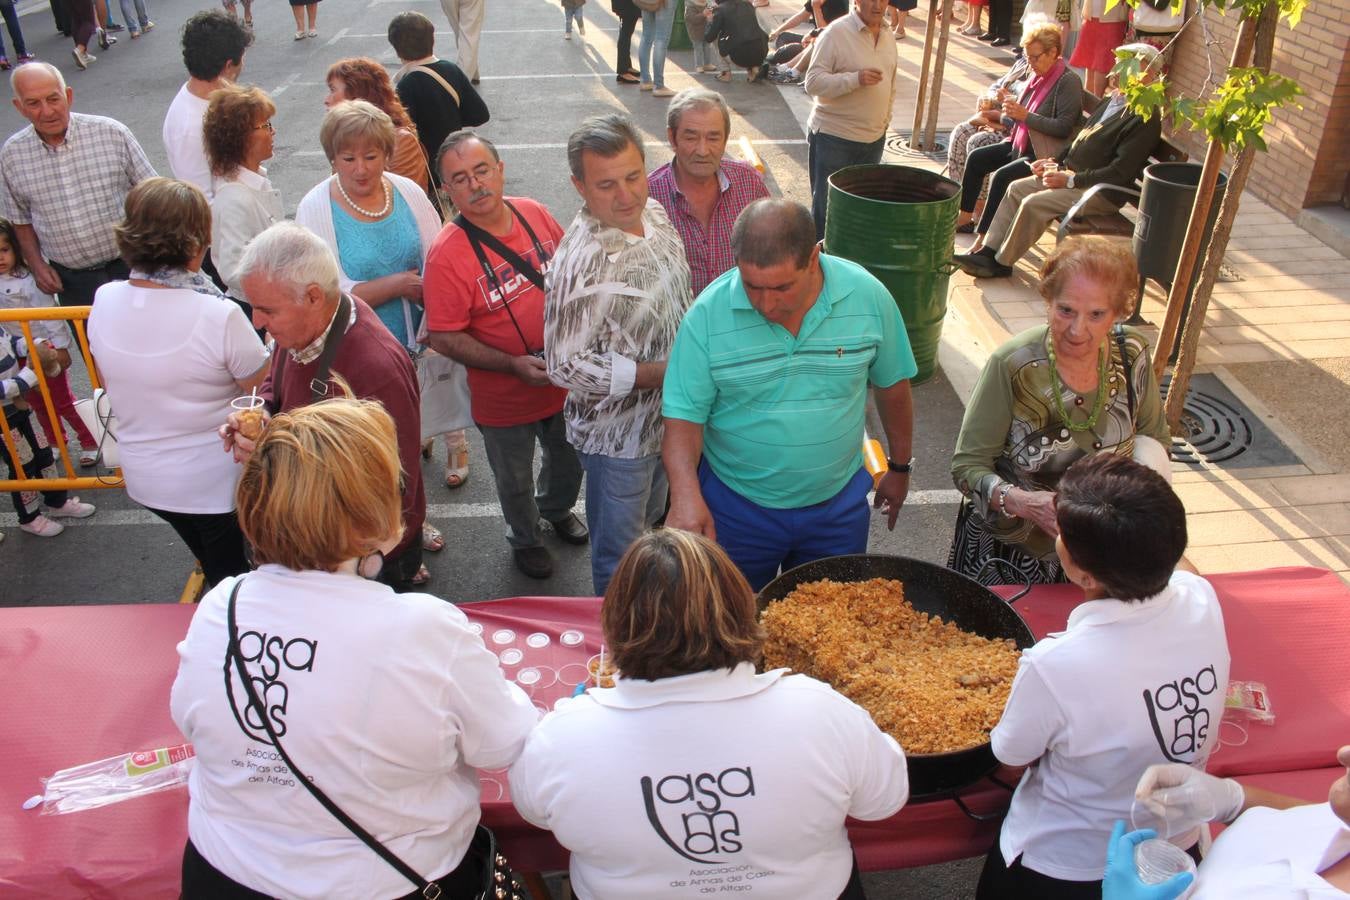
[885,132,947,160]
[1168,390,1254,464]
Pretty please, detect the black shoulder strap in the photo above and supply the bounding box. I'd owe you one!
[454,204,548,293]
[310,293,352,404]
[1114,323,1137,424]
[226,579,441,898]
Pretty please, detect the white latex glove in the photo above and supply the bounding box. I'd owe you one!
[1135,763,1246,827]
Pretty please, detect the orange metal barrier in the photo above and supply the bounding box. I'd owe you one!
[1,306,124,492]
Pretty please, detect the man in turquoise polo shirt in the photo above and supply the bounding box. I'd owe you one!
[662,198,916,590]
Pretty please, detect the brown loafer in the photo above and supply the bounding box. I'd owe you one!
[547,513,590,545]
[513,545,555,579]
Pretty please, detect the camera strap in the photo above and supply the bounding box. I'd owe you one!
[455,201,548,356]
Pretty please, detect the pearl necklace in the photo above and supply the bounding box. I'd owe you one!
[335,175,392,218]
[1045,336,1110,433]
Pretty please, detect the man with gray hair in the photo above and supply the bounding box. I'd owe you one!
[663,198,916,591]
[955,43,1165,279]
[545,113,692,595]
[2,62,155,308]
[648,88,769,298]
[221,222,428,590]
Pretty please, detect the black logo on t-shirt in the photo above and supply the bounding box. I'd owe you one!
[1142,665,1219,761]
[641,767,755,865]
[227,629,318,740]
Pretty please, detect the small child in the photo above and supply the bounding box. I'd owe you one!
[977,453,1230,899]
[2,333,97,536]
[0,217,100,467]
[562,0,584,40]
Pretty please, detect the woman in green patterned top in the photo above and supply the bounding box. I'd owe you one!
[949,237,1173,584]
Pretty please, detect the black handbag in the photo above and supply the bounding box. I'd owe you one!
[225,579,523,900]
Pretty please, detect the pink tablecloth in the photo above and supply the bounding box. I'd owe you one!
[2,567,1348,897]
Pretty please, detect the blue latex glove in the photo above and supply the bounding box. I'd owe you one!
[1102,820,1195,900]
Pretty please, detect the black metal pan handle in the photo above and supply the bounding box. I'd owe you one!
[972,558,1034,604]
[951,792,1012,823]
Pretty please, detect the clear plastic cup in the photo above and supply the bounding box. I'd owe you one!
[516,667,542,689]
[560,630,585,647]
[587,654,617,688]
[230,395,267,442]
[479,777,504,802]
[1131,777,1221,839]
[558,663,590,687]
[498,648,524,667]
[526,632,551,649]
[491,629,516,646]
[1042,161,1059,175]
[530,666,558,689]
[467,622,484,636]
[1135,838,1196,896]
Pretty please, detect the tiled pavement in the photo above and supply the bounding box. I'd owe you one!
[758,0,1350,579]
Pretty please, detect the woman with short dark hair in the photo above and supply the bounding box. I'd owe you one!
[88,177,270,585]
[510,529,909,900]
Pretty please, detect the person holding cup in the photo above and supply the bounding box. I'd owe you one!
[88,177,270,586]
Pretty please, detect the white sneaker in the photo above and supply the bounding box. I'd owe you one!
[46,497,96,519]
[564,31,572,39]
[21,514,64,537]
[72,47,96,68]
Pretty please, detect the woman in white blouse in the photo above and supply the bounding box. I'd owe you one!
[88,177,270,586]
[203,84,283,305]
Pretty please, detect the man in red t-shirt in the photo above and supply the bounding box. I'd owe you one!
[423,131,585,579]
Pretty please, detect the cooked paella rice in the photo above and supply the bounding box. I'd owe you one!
[761,578,1021,754]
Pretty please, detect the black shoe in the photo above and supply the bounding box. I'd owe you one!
[955,253,1013,278]
[955,221,975,234]
[513,545,554,578]
[991,36,1011,46]
[978,31,997,41]
[547,512,590,545]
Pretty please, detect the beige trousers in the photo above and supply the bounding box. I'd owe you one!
[439,0,484,81]
[986,175,1119,266]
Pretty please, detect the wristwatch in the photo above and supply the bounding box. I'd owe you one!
[887,457,915,474]
[1065,172,1076,189]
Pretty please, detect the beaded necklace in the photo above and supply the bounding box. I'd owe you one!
[1045,335,1110,433]
[335,176,392,218]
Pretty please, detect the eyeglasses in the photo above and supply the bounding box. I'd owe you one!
[447,164,498,190]
[1025,48,1049,62]
[254,121,275,133]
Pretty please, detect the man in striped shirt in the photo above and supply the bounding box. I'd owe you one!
[648,89,768,298]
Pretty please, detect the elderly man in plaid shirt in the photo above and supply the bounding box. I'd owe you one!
[2,63,155,308]
[647,88,768,299]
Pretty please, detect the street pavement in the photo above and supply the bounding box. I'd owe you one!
[1,0,988,893]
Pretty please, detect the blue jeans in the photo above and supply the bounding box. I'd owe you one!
[807,129,887,239]
[478,412,584,550]
[117,0,149,30]
[563,5,582,33]
[638,1,676,88]
[693,36,712,69]
[700,461,872,591]
[577,451,667,596]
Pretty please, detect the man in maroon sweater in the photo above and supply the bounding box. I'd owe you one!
[221,222,427,590]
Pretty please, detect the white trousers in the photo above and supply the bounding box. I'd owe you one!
[439,0,484,80]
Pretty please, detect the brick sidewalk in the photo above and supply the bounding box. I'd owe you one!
[758,0,1350,579]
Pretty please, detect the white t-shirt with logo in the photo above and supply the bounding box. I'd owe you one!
[991,570,1231,881]
[170,567,540,899]
[88,281,269,514]
[509,663,909,900]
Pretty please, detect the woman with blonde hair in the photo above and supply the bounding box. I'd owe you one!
[203,83,283,304]
[325,57,429,193]
[89,177,270,585]
[510,529,910,900]
[296,99,471,510]
[948,236,1172,585]
[171,397,537,898]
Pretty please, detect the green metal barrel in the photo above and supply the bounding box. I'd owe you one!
[824,164,961,384]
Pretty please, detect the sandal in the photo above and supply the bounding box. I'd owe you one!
[410,563,431,586]
[715,71,732,82]
[422,523,445,553]
[616,72,640,84]
[445,442,470,489]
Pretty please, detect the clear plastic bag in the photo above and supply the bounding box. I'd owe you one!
[28,744,195,815]
[1224,680,1275,725]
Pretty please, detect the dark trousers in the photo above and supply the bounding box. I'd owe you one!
[2,410,67,525]
[478,410,583,550]
[50,257,130,307]
[67,0,96,47]
[181,838,482,900]
[961,140,1027,212]
[975,848,1101,900]
[1,0,29,56]
[987,0,1012,39]
[380,542,424,593]
[978,158,1033,233]
[615,9,639,74]
[50,0,71,35]
[808,129,887,239]
[144,506,250,589]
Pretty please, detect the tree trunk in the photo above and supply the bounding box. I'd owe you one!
[1163,1,1281,430]
[911,3,939,148]
[1151,10,1263,382]
[922,0,957,149]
